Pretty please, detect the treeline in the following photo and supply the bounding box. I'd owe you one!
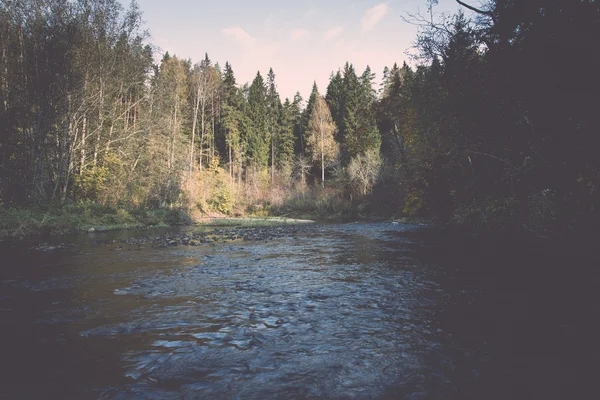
[2,0,599,237]
[0,0,383,216]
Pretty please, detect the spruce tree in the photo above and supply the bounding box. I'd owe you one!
[339,63,360,163]
[301,82,320,155]
[325,70,344,132]
[292,92,305,155]
[277,99,296,167]
[247,72,269,168]
[266,68,282,180]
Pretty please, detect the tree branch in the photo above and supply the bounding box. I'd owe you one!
[456,1,496,24]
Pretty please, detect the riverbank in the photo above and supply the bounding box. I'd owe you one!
[0,205,192,239]
[0,204,322,240]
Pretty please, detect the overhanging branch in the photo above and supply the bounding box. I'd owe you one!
[456,0,497,24]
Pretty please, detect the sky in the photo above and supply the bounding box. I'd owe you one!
[130,0,465,101]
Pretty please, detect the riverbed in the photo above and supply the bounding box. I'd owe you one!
[0,222,597,399]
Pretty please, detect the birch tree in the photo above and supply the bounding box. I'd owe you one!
[307,95,338,187]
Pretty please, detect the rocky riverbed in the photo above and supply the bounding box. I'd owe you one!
[19,222,319,252]
[90,223,320,249]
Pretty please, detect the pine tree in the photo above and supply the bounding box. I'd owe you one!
[339,63,360,163]
[291,92,304,155]
[266,68,282,181]
[219,62,244,179]
[354,65,381,155]
[301,82,319,155]
[277,99,296,168]
[246,71,269,168]
[325,70,344,131]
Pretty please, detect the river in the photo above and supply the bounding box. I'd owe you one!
[0,222,597,399]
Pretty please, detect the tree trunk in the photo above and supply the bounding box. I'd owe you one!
[321,124,325,187]
[170,100,178,171]
[93,81,105,169]
[124,94,129,132]
[80,114,87,174]
[211,101,216,165]
[190,84,201,176]
[271,127,275,184]
[199,99,205,171]
[321,153,325,187]
[228,138,233,178]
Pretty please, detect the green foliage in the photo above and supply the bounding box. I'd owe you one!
[0,203,193,238]
[72,167,108,201]
[276,99,296,166]
[246,72,270,167]
[211,186,234,215]
[324,64,380,165]
[300,82,320,154]
[402,190,425,217]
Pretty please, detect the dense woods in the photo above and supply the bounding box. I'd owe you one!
[1,0,599,239]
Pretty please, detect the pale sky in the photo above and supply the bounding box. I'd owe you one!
[131,0,464,101]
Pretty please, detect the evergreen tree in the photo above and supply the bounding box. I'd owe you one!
[336,63,380,163]
[291,92,304,155]
[355,65,381,154]
[301,82,319,155]
[338,63,359,162]
[325,70,344,132]
[266,68,282,180]
[246,71,269,168]
[277,99,296,168]
[219,62,244,178]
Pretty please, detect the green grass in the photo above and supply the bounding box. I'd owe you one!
[0,204,191,239]
[198,217,314,228]
[0,203,316,239]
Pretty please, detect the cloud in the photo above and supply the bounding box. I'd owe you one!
[222,27,256,47]
[324,25,344,41]
[290,28,311,41]
[361,3,388,32]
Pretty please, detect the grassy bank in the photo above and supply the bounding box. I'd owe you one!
[0,187,418,240]
[0,204,191,239]
[0,203,320,240]
[197,217,314,228]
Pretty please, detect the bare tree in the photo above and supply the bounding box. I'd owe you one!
[348,148,382,196]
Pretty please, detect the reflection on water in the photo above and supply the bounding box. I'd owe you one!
[0,223,597,399]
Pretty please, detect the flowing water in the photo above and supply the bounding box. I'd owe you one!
[0,222,597,399]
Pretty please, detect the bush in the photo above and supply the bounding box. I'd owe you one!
[72,167,108,202]
[163,208,191,225]
[272,186,351,219]
[212,186,234,215]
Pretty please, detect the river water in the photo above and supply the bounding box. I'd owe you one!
[0,222,597,399]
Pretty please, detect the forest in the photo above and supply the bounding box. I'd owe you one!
[1,0,599,240]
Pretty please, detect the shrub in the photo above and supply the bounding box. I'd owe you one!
[212,186,234,215]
